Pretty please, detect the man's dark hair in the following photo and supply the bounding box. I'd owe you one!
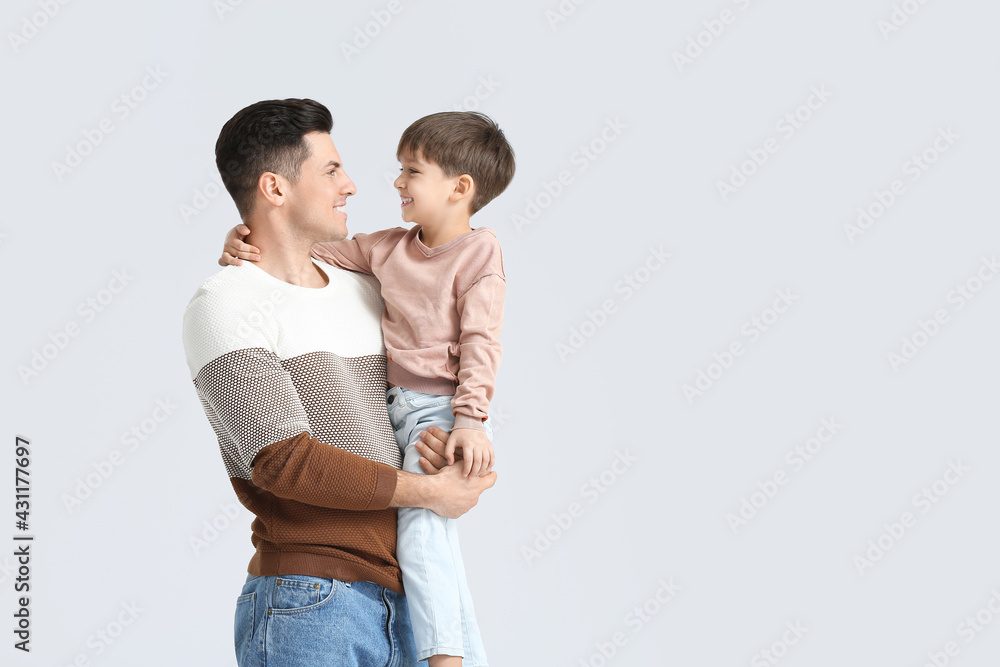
[397,111,515,214]
[215,98,333,219]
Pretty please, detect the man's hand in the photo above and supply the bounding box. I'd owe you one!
[218,223,261,267]
[446,428,494,478]
[392,445,496,519]
[415,426,454,475]
[424,464,496,519]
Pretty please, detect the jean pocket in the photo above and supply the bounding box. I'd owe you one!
[404,391,453,410]
[269,576,338,615]
[234,592,255,652]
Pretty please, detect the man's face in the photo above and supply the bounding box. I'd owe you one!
[284,131,355,241]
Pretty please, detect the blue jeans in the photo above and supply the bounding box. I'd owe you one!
[234,574,418,666]
[386,386,490,666]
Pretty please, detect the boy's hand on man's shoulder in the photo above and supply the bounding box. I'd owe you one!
[219,223,261,267]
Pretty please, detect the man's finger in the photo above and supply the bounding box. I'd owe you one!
[238,224,251,237]
[418,428,447,453]
[417,456,442,475]
[415,441,447,470]
[425,426,450,440]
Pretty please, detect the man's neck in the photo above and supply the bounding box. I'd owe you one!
[244,220,328,288]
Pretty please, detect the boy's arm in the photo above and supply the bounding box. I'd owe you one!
[445,272,504,477]
[451,272,505,430]
[312,227,408,274]
[219,224,404,276]
[310,236,374,274]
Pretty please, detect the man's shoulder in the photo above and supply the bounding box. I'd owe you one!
[184,265,279,323]
[181,265,284,377]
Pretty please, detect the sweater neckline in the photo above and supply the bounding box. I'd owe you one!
[413,226,490,256]
[242,258,335,292]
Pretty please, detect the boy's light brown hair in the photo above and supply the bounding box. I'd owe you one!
[397,111,516,214]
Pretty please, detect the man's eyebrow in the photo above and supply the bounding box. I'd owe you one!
[322,160,341,169]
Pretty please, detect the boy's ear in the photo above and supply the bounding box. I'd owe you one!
[451,174,475,203]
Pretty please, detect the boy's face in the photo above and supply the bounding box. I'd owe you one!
[394,150,463,225]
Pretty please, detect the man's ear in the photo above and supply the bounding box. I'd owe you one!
[451,174,475,204]
[258,172,287,208]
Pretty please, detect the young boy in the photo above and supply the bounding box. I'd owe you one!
[220,111,515,666]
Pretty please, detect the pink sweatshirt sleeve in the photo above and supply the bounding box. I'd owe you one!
[452,272,505,430]
[311,229,404,274]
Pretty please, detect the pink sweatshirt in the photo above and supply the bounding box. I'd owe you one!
[311,226,504,431]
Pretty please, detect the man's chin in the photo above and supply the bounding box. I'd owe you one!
[319,222,349,242]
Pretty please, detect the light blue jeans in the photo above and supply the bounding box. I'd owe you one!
[234,573,418,666]
[386,385,490,666]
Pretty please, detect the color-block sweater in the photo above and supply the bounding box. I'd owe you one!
[182,259,405,593]
[311,226,505,431]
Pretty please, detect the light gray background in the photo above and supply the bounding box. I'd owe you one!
[2,0,999,665]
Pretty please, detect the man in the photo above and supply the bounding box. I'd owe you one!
[182,98,495,666]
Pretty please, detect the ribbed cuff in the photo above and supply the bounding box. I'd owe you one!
[368,463,398,510]
[453,412,486,431]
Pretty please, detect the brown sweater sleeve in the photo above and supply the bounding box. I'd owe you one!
[251,432,397,511]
